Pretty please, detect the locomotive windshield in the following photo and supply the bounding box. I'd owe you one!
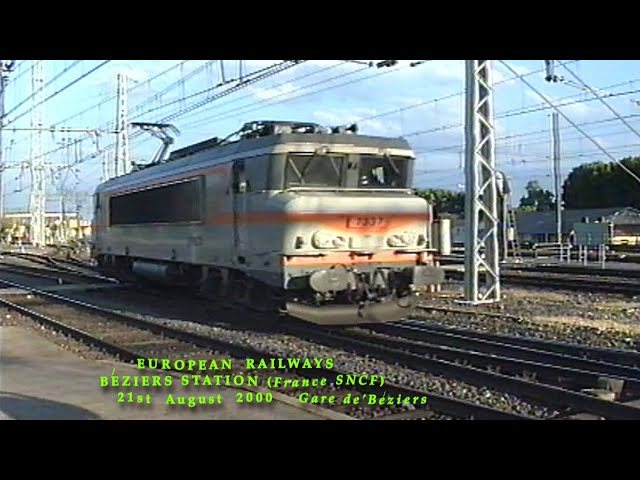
[358,155,409,188]
[282,153,411,189]
[285,154,345,187]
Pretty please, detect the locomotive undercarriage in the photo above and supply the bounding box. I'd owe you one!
[96,254,443,325]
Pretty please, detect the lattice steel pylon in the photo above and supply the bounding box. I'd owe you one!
[0,60,16,220]
[463,60,501,303]
[29,60,46,247]
[114,72,129,178]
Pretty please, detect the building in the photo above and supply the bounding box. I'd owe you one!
[436,214,466,247]
[434,207,640,249]
[1,212,91,244]
[515,207,640,246]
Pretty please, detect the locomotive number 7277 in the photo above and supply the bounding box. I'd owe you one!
[346,216,389,229]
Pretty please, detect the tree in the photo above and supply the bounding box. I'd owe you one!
[562,157,640,209]
[518,180,555,212]
[414,188,465,215]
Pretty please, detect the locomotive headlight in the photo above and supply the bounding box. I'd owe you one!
[333,236,347,248]
[387,232,416,248]
[312,231,347,249]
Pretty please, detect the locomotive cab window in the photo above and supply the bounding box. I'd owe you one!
[285,155,344,188]
[358,155,409,188]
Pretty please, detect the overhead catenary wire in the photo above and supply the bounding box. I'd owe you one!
[1,60,561,170]
[52,60,191,128]
[127,61,380,150]
[5,61,112,127]
[172,61,349,127]
[415,113,640,155]
[561,63,640,143]
[179,61,575,133]
[415,141,640,178]
[4,62,246,171]
[130,60,215,114]
[6,59,640,204]
[132,61,306,120]
[15,60,400,193]
[21,62,621,186]
[400,83,640,143]
[8,60,307,195]
[179,62,406,129]
[498,60,640,186]
[2,61,197,157]
[4,60,82,119]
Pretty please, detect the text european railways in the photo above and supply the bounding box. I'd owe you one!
[135,357,334,371]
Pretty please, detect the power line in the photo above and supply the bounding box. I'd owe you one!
[6,61,112,127]
[51,61,190,128]
[133,61,304,120]
[8,61,39,85]
[8,61,304,195]
[401,83,640,141]
[415,113,640,155]
[4,60,82,119]
[342,61,578,127]
[173,61,348,127]
[130,60,215,114]
[498,61,640,187]
[180,62,405,129]
[561,63,640,143]
[39,60,397,188]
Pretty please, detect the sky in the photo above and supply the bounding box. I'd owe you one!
[2,59,640,219]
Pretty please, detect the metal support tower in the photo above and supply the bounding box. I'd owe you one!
[29,60,46,247]
[114,73,129,178]
[551,112,562,243]
[463,60,501,303]
[0,60,15,220]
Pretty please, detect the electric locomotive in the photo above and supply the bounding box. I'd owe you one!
[92,120,444,325]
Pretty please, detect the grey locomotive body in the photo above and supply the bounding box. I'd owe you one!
[92,121,444,324]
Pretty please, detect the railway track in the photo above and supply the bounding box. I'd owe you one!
[0,251,98,275]
[288,323,640,419]
[0,261,115,286]
[446,269,640,295]
[4,261,640,419]
[399,319,640,368]
[0,263,77,284]
[0,276,526,420]
[507,264,640,279]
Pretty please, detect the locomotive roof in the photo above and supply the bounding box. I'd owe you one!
[95,132,414,194]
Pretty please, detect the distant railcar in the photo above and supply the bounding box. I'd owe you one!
[92,120,444,325]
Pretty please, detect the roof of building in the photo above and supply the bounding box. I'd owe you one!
[515,207,640,235]
[3,212,79,218]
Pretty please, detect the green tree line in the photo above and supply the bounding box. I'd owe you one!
[416,155,640,214]
[414,184,555,214]
[414,189,465,215]
[562,156,640,209]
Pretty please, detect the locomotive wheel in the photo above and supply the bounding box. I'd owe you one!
[249,283,281,313]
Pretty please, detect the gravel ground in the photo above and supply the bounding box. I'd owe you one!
[0,299,452,420]
[89,299,557,419]
[0,286,555,419]
[417,284,640,351]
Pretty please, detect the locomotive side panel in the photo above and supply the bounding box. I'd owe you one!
[94,153,289,287]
